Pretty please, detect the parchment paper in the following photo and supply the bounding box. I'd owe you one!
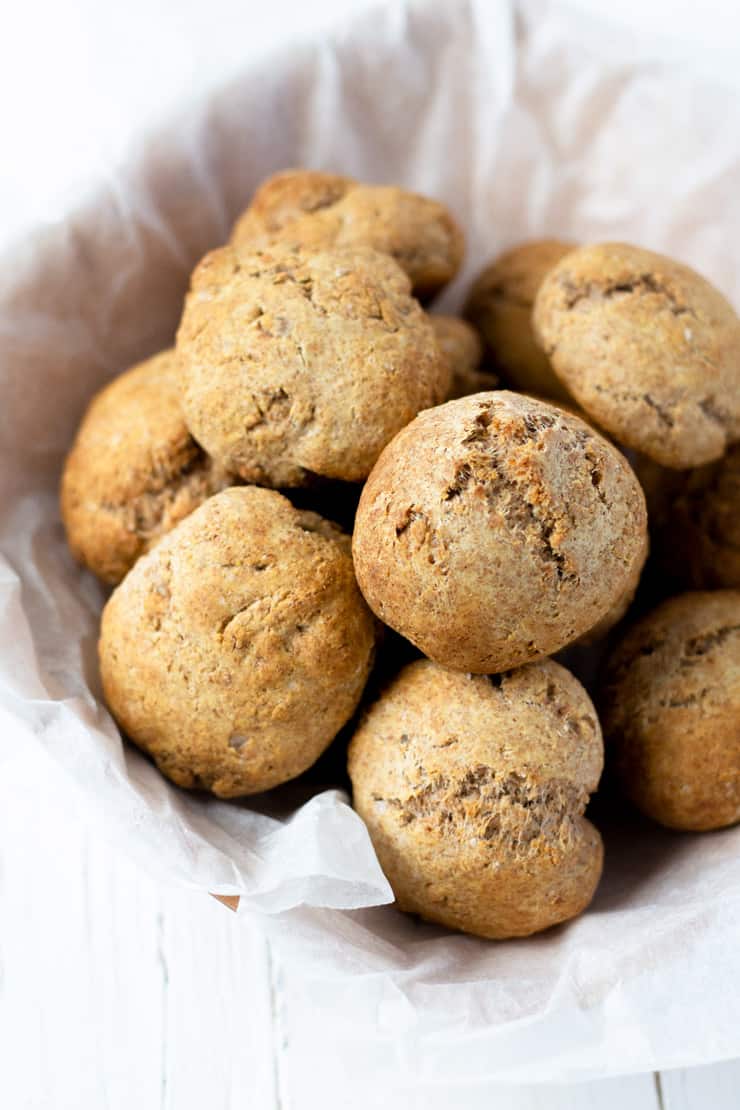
[1,0,739,1083]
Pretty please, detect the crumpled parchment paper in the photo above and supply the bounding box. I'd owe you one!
[1,0,739,1083]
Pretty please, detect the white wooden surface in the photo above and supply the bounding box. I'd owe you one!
[1,757,738,1109]
[1,3,739,1105]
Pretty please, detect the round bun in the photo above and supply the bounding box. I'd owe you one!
[61,349,230,585]
[464,240,574,400]
[231,170,464,298]
[99,486,376,797]
[601,590,740,831]
[176,243,450,486]
[533,242,740,468]
[349,658,604,939]
[352,391,648,673]
[429,314,498,400]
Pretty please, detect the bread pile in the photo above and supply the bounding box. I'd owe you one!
[61,170,740,940]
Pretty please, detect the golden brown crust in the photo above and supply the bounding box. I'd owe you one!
[352,391,648,673]
[99,487,376,797]
[533,243,740,468]
[578,524,648,642]
[465,240,574,400]
[231,171,464,298]
[532,398,643,642]
[601,590,740,831]
[239,169,355,234]
[348,658,604,939]
[429,314,498,400]
[176,243,450,487]
[60,349,231,585]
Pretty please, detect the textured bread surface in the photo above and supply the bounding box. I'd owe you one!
[601,590,740,830]
[639,446,740,590]
[430,314,499,400]
[465,239,574,400]
[231,169,464,298]
[349,658,604,939]
[177,243,450,486]
[99,487,376,797]
[353,391,648,672]
[61,349,230,584]
[533,242,740,468]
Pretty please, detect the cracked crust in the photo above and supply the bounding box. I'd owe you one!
[61,349,232,585]
[176,243,450,486]
[532,243,740,468]
[348,657,604,939]
[639,446,740,590]
[464,240,574,400]
[352,391,648,673]
[99,487,376,797]
[601,590,740,831]
[230,170,464,298]
[523,396,642,642]
[429,314,499,400]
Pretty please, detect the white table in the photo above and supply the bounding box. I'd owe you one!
[2,1,739,1104]
[2,756,738,1109]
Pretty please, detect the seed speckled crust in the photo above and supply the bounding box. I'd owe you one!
[352,391,648,673]
[61,349,231,585]
[176,243,450,486]
[348,658,604,939]
[99,487,376,797]
[231,169,464,298]
[533,243,740,468]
